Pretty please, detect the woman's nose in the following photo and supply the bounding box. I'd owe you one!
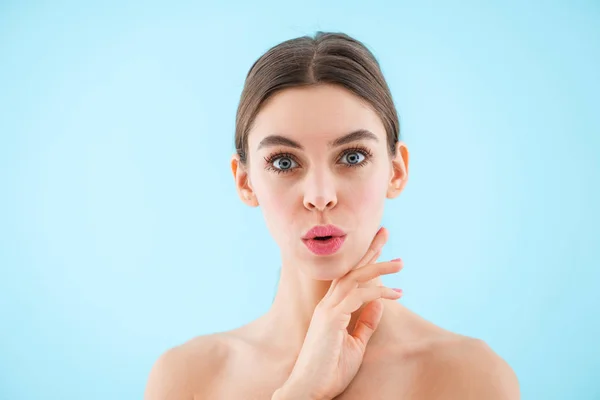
[304,196,337,211]
[303,171,338,211]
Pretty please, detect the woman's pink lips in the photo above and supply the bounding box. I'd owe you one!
[302,224,345,240]
[302,235,347,256]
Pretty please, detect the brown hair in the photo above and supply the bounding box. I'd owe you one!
[235,31,400,165]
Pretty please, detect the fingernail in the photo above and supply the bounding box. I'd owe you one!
[392,288,403,293]
[391,258,402,262]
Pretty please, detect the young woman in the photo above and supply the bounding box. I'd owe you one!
[145,31,520,400]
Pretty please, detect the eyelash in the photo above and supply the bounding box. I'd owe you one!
[263,145,374,174]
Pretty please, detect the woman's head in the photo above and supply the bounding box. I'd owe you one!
[231,32,409,280]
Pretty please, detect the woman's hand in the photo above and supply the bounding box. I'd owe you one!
[273,227,404,400]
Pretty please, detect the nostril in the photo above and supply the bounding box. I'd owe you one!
[304,196,337,211]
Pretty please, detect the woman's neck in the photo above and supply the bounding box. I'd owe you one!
[262,258,401,355]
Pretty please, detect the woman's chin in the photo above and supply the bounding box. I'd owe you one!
[301,256,353,281]
[310,270,349,281]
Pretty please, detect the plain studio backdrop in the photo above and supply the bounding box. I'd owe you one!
[1,1,598,399]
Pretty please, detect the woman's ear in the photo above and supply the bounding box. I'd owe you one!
[387,141,409,199]
[231,154,259,207]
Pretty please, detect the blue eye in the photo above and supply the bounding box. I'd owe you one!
[264,146,372,175]
[340,151,366,165]
[273,156,298,171]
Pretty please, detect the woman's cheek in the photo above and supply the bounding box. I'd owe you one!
[352,172,387,208]
[257,183,297,233]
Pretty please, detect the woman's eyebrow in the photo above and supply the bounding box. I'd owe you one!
[330,129,379,147]
[257,129,379,150]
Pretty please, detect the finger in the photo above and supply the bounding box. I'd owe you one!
[356,227,388,268]
[328,260,402,305]
[363,248,382,268]
[351,259,403,284]
[351,299,384,350]
[324,228,387,300]
[323,248,382,301]
[336,286,402,315]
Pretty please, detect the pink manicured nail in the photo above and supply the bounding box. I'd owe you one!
[392,288,403,293]
[391,258,402,262]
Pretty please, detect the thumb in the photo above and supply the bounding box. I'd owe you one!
[351,298,384,350]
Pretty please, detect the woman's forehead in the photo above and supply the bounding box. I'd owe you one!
[249,85,386,150]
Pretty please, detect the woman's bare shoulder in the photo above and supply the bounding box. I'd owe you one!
[144,332,235,400]
[411,334,520,399]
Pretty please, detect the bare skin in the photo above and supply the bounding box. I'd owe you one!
[146,301,518,399]
[145,84,520,399]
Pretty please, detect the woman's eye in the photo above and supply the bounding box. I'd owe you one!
[273,156,298,171]
[340,151,365,165]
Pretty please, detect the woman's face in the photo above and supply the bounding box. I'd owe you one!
[232,84,408,280]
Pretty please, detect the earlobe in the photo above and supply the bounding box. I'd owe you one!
[231,153,259,207]
[387,141,409,199]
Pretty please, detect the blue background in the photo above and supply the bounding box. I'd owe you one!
[1,1,598,399]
